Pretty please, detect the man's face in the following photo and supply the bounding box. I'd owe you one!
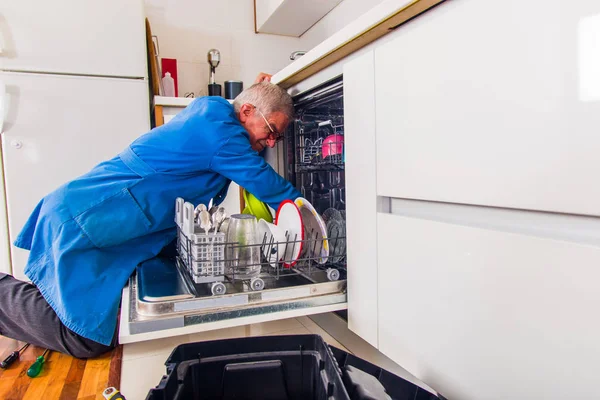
[239,104,289,152]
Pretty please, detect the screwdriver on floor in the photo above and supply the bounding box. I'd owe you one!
[0,343,30,369]
[27,349,50,377]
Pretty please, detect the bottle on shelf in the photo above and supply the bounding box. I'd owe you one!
[162,72,175,97]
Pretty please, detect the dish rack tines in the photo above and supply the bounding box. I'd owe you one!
[183,230,347,276]
[259,228,346,281]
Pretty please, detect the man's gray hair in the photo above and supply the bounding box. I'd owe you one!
[233,82,294,120]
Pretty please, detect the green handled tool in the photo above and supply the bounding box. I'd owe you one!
[0,343,30,369]
[27,349,50,377]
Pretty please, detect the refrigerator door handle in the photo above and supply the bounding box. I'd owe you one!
[0,81,5,134]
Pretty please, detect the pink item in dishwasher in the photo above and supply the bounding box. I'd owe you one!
[322,134,344,158]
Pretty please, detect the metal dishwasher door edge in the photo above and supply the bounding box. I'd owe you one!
[123,276,347,339]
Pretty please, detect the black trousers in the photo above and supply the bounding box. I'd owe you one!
[0,273,116,359]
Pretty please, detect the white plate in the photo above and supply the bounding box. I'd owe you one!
[294,197,329,264]
[326,218,346,263]
[257,219,286,268]
[322,207,345,263]
[322,208,343,224]
[275,200,304,267]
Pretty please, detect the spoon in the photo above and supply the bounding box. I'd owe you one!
[199,210,212,233]
[218,217,230,234]
[194,203,207,222]
[211,212,218,232]
[213,208,227,232]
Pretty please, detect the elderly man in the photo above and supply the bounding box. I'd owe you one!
[0,74,301,358]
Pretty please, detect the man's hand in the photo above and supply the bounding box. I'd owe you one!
[254,73,272,84]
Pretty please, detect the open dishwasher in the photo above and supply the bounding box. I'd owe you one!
[120,77,348,342]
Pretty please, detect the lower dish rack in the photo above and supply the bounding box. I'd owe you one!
[125,198,348,335]
[175,198,346,297]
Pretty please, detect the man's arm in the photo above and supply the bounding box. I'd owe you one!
[210,134,301,211]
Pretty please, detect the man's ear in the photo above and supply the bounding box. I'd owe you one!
[238,103,253,123]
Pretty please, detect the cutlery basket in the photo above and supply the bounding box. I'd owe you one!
[176,198,225,284]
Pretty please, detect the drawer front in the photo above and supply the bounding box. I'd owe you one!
[374,0,600,216]
[376,211,600,400]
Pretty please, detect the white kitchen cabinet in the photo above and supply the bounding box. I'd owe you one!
[369,0,600,397]
[154,96,196,126]
[377,211,600,400]
[255,0,343,37]
[343,51,379,348]
[0,71,149,279]
[0,0,146,77]
[374,0,600,217]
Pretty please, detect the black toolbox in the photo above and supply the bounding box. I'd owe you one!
[145,335,445,400]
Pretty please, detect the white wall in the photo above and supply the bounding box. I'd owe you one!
[145,0,303,97]
[144,0,385,97]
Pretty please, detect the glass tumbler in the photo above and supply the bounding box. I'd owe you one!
[226,214,261,279]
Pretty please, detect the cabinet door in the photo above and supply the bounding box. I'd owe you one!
[377,210,600,400]
[0,0,146,77]
[344,51,379,348]
[0,72,149,279]
[255,0,343,37]
[374,0,600,217]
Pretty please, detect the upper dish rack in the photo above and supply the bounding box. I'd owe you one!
[295,120,344,170]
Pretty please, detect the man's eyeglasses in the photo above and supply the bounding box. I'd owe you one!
[254,107,284,143]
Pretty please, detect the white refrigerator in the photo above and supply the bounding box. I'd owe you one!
[0,0,151,279]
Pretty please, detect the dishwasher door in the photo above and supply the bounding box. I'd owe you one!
[119,256,346,343]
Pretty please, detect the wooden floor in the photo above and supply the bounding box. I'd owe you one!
[0,337,122,400]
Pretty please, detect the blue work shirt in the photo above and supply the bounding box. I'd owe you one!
[14,97,301,345]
